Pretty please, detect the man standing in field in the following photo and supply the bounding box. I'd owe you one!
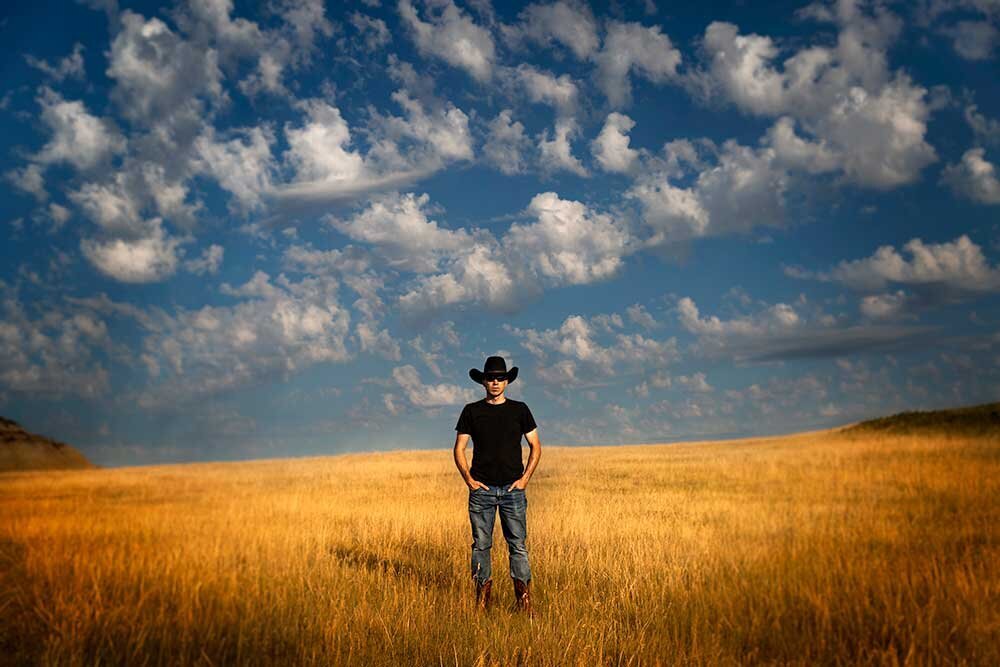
[454,356,541,615]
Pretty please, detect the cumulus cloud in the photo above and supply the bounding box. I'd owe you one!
[398,0,495,81]
[511,64,579,116]
[327,192,471,273]
[675,295,932,361]
[81,218,187,283]
[699,6,937,189]
[538,119,588,176]
[397,192,633,318]
[357,323,402,361]
[859,290,913,320]
[506,192,630,285]
[591,112,640,173]
[194,125,276,213]
[25,42,86,81]
[941,148,1000,204]
[628,141,787,244]
[391,364,478,406]
[274,93,472,204]
[33,88,126,171]
[350,11,391,50]
[107,10,225,126]
[184,244,224,276]
[787,234,1000,293]
[965,104,1000,147]
[593,20,682,108]
[137,271,352,406]
[5,164,48,202]
[0,283,111,398]
[502,0,599,59]
[484,110,531,175]
[510,313,678,383]
[942,20,998,60]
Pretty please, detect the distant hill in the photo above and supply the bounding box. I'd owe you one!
[842,402,1000,437]
[0,417,95,473]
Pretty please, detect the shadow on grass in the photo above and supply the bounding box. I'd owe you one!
[0,536,46,665]
[328,539,459,590]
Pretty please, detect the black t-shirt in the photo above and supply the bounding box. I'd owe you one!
[455,398,537,486]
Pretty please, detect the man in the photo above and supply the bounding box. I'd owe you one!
[453,356,541,615]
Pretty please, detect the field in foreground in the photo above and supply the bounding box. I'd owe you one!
[1,427,998,665]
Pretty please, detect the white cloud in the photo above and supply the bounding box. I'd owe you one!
[675,295,930,361]
[282,101,367,189]
[591,112,639,173]
[941,148,1000,204]
[379,90,474,164]
[47,203,72,231]
[484,110,531,175]
[357,323,402,361]
[626,304,657,329]
[859,290,912,320]
[399,240,518,316]
[965,104,1000,147]
[271,0,334,55]
[33,88,125,171]
[677,296,801,338]
[700,9,937,189]
[0,283,111,398]
[137,271,352,406]
[398,0,495,81]
[789,234,1000,292]
[510,313,678,381]
[676,372,713,393]
[512,65,579,116]
[275,93,472,203]
[328,192,471,273]
[184,244,224,276]
[398,192,633,318]
[194,125,276,213]
[25,42,86,81]
[594,20,681,108]
[503,0,599,60]
[350,11,391,49]
[391,364,478,406]
[628,141,787,244]
[506,192,630,285]
[943,20,998,60]
[107,10,224,125]
[538,119,588,176]
[5,164,47,202]
[69,172,145,236]
[81,218,186,283]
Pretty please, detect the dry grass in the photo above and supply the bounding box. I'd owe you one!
[1,428,998,665]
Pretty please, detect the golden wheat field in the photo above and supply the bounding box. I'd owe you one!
[1,427,998,666]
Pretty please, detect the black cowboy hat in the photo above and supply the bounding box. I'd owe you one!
[469,356,518,384]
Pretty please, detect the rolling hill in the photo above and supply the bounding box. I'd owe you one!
[0,417,95,473]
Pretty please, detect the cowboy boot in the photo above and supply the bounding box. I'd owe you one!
[475,579,492,611]
[512,578,533,616]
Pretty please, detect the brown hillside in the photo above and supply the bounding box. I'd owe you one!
[0,416,95,473]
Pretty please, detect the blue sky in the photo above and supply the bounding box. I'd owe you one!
[2,0,999,467]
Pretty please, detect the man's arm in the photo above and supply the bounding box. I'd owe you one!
[509,428,541,491]
[454,433,489,491]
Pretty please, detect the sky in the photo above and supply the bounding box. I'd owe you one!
[1,0,999,467]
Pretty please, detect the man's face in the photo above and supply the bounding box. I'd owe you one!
[484,375,507,397]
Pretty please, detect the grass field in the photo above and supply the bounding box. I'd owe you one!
[1,426,998,665]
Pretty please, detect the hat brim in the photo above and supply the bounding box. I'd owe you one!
[470,367,518,384]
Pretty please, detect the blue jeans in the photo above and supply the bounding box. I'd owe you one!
[468,484,531,585]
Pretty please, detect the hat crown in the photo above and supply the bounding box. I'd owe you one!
[483,356,507,374]
[469,356,518,384]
